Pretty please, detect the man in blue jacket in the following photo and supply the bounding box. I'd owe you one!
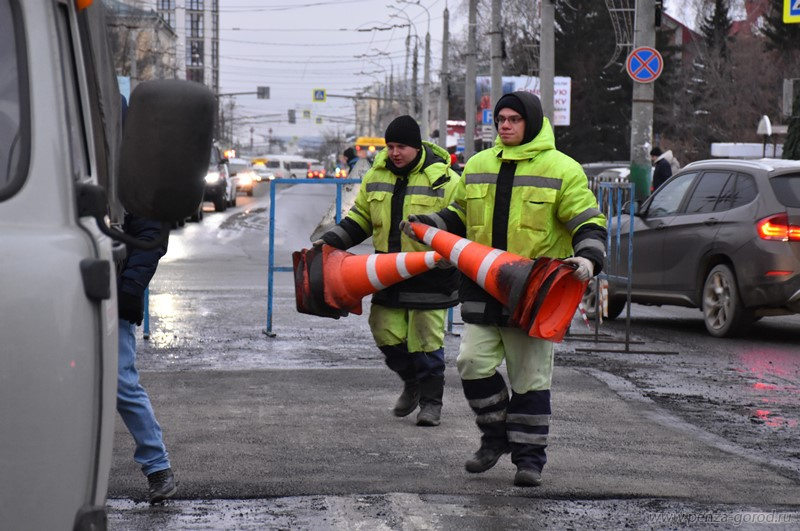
[117,213,177,504]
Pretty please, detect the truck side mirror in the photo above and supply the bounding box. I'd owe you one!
[118,79,215,222]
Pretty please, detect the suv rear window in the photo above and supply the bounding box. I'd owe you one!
[771,175,800,208]
[0,0,28,199]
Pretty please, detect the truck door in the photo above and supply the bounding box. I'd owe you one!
[0,1,117,529]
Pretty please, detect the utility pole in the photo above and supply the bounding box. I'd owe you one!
[490,0,503,108]
[405,33,412,114]
[438,4,450,151]
[539,0,555,122]
[629,0,656,201]
[422,31,431,139]
[412,41,419,116]
[464,0,478,160]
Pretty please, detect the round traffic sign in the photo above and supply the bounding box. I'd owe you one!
[626,46,663,84]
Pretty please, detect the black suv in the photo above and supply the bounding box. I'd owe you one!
[596,158,800,337]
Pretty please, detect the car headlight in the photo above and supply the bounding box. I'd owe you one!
[239,174,253,186]
[205,171,221,184]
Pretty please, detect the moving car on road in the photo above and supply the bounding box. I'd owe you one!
[597,158,800,337]
[228,157,259,196]
[204,145,235,211]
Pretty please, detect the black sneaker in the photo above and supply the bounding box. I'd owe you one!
[464,445,510,473]
[147,468,177,504]
[514,468,542,487]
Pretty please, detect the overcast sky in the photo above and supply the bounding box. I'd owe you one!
[218,0,455,145]
[217,0,747,146]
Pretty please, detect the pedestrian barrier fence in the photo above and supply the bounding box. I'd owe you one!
[574,181,677,354]
[265,178,362,336]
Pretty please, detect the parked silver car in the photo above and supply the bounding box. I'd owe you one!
[598,158,800,337]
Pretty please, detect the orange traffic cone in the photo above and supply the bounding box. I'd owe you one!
[293,244,441,318]
[408,222,587,342]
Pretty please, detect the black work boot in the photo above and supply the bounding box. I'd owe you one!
[393,380,421,417]
[465,444,511,473]
[416,375,444,426]
[462,374,511,473]
[147,468,177,504]
[514,467,543,487]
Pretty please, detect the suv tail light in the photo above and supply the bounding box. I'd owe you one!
[757,213,800,241]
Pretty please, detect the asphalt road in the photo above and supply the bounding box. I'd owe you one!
[106,181,800,529]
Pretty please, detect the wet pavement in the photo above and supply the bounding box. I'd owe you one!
[107,182,800,529]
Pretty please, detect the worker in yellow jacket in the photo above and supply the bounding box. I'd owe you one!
[316,115,461,426]
[402,92,606,486]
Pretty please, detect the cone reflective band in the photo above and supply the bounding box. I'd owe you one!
[292,244,441,318]
[409,222,588,342]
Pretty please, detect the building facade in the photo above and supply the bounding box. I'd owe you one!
[105,0,218,94]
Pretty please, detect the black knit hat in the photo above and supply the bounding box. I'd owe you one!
[494,91,544,144]
[343,147,356,159]
[384,115,422,149]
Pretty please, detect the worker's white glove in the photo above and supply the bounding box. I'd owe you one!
[311,239,325,248]
[399,217,423,243]
[564,256,594,281]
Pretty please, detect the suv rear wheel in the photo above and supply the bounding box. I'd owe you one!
[702,264,753,337]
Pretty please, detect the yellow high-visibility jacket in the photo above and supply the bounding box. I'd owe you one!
[420,118,607,324]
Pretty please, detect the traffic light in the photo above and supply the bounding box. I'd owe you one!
[288,109,296,124]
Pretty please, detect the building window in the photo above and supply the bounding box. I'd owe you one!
[187,68,204,83]
[187,0,204,11]
[188,12,203,38]
[157,0,175,27]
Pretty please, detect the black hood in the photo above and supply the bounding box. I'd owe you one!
[493,91,544,145]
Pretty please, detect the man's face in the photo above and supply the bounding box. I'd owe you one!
[387,142,420,169]
[496,109,525,146]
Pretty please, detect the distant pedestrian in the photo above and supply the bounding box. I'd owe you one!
[650,147,673,191]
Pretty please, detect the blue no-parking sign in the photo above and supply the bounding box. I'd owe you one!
[626,47,663,84]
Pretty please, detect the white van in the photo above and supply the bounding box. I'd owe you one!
[251,154,314,179]
[0,1,214,529]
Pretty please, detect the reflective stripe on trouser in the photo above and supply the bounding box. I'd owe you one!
[461,373,509,448]
[508,389,551,472]
[379,344,445,381]
[368,304,447,354]
[456,323,554,393]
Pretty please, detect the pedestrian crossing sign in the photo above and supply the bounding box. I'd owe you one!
[786,0,800,23]
[313,89,326,102]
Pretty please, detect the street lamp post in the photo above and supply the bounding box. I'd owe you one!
[388,5,419,117]
[398,0,431,140]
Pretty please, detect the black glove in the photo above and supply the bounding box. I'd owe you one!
[118,291,144,325]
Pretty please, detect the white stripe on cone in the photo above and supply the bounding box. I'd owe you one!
[366,254,386,290]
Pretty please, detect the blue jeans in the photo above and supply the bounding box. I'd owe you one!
[117,320,170,476]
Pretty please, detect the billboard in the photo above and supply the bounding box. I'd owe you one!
[475,76,571,126]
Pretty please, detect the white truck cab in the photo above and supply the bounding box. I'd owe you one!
[0,1,214,529]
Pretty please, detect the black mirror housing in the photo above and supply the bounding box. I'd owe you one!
[118,80,215,222]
